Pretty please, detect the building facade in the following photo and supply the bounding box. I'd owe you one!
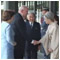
[1,1,59,23]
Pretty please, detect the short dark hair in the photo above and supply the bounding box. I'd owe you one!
[42,7,49,11]
[2,10,15,21]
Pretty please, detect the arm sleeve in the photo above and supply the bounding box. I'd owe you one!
[5,25,15,46]
[40,27,49,44]
[40,27,50,55]
[50,26,59,51]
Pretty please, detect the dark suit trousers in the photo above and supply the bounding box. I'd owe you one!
[27,49,37,59]
[26,43,38,59]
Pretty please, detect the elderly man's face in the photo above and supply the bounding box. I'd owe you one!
[27,14,35,22]
[42,10,47,15]
[23,8,28,18]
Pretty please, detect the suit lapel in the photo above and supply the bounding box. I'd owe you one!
[26,21,32,34]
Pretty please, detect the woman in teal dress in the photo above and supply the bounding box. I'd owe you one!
[1,10,16,59]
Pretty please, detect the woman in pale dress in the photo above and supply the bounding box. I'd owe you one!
[32,12,59,59]
[1,10,16,59]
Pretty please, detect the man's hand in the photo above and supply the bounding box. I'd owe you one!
[13,42,17,46]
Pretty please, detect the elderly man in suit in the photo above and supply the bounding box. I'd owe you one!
[11,5,28,59]
[24,13,41,59]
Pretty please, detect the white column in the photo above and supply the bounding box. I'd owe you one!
[3,1,18,12]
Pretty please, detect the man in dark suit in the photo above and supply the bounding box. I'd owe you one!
[25,13,41,59]
[11,6,28,59]
[41,8,49,37]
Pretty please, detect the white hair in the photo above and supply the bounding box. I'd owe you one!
[18,5,28,11]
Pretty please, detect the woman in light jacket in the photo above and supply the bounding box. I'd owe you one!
[1,10,16,59]
[32,12,59,59]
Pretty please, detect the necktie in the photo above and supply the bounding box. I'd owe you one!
[30,22,33,28]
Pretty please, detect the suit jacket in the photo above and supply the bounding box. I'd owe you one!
[41,20,48,37]
[41,16,48,37]
[11,13,27,52]
[26,21,41,51]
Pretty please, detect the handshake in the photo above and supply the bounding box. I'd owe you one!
[31,40,41,45]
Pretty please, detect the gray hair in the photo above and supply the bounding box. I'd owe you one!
[27,12,36,18]
[44,11,54,21]
[18,5,28,11]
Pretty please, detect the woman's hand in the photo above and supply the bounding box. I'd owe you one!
[48,48,53,53]
[31,40,40,45]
